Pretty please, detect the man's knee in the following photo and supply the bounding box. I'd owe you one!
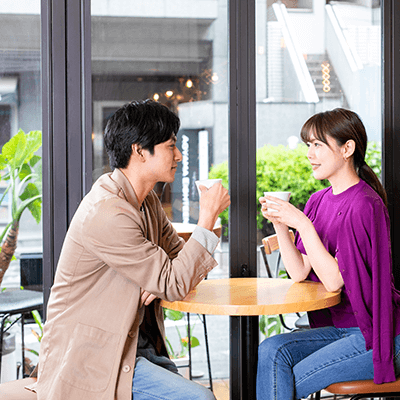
[193,385,216,400]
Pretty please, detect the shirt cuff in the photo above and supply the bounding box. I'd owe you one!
[191,226,219,254]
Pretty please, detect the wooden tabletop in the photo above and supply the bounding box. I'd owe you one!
[172,222,222,242]
[161,278,341,316]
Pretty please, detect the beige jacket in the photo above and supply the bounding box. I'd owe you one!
[34,169,217,400]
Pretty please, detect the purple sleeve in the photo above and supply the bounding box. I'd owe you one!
[336,197,395,384]
[370,204,395,383]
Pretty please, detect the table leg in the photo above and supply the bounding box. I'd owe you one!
[230,316,259,400]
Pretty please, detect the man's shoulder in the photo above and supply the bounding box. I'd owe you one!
[77,175,139,223]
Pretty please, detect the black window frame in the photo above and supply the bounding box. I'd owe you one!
[41,1,400,399]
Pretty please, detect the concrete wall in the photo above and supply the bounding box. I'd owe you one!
[287,1,326,55]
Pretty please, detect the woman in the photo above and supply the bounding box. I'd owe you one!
[257,108,400,400]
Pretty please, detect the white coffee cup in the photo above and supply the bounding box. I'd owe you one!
[195,179,222,197]
[263,191,291,212]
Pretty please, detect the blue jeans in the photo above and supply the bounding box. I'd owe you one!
[132,356,216,399]
[257,326,400,400]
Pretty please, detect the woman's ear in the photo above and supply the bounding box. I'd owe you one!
[342,139,356,160]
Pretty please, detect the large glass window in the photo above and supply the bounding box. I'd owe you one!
[91,0,229,381]
[256,0,381,332]
[0,3,42,287]
[0,0,42,383]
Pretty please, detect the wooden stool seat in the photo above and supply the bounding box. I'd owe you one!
[325,375,400,396]
[0,378,37,399]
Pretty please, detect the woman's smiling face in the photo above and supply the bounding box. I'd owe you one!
[306,132,347,183]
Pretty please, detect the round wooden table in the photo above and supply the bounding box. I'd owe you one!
[161,278,340,400]
[172,222,222,242]
[160,277,340,316]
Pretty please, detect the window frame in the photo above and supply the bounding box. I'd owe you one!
[41,1,400,398]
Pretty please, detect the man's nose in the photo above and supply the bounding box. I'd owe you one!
[175,147,183,162]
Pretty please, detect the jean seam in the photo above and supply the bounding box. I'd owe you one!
[296,348,366,386]
[272,334,342,400]
[132,388,173,400]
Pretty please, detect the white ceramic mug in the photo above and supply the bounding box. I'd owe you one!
[263,191,291,212]
[195,179,222,197]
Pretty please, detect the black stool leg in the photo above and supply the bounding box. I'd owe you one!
[21,313,25,377]
[0,314,6,380]
[187,313,192,380]
[201,314,213,392]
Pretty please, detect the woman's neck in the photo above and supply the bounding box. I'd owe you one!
[330,169,360,195]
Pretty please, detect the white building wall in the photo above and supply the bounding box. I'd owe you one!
[286,0,326,55]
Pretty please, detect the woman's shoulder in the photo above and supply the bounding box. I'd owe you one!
[349,180,386,212]
[306,186,331,206]
[343,181,389,231]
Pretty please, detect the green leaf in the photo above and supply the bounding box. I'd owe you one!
[1,130,26,170]
[164,308,184,321]
[31,309,43,336]
[29,155,41,168]
[0,129,42,172]
[190,336,200,348]
[259,315,267,336]
[19,163,32,181]
[0,155,6,171]
[25,348,39,356]
[15,194,42,223]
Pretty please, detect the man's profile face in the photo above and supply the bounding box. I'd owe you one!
[144,134,182,184]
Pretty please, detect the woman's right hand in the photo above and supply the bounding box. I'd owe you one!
[259,196,286,229]
[259,195,311,234]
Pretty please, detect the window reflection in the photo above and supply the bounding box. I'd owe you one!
[0,3,42,290]
[256,0,381,275]
[91,0,229,225]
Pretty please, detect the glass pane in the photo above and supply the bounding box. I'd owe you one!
[0,2,42,284]
[0,0,42,382]
[256,0,381,334]
[91,0,229,381]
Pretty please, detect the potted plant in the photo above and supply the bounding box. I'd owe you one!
[24,310,43,376]
[0,129,42,287]
[163,308,200,378]
[0,129,42,381]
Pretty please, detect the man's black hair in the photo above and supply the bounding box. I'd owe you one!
[104,99,180,169]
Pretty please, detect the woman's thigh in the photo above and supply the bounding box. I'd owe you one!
[132,357,215,400]
[258,326,345,368]
[293,328,372,399]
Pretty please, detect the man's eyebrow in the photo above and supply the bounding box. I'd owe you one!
[170,135,177,143]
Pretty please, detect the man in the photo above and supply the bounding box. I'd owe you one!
[32,100,230,399]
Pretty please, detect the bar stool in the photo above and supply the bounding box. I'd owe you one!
[0,290,43,379]
[0,377,37,399]
[317,376,400,399]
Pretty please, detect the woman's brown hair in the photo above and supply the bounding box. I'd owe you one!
[300,108,387,207]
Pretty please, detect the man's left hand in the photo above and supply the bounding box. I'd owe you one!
[140,289,157,307]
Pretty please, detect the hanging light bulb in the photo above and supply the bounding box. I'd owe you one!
[211,72,219,83]
[153,93,160,101]
[165,90,174,98]
[186,79,193,88]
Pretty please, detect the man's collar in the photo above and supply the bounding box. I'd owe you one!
[111,168,140,211]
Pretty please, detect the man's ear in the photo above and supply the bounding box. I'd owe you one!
[132,144,146,161]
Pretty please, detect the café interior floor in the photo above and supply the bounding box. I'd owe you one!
[197,379,350,400]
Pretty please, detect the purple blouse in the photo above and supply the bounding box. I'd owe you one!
[295,179,400,384]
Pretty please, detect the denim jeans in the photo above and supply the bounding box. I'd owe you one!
[132,356,216,399]
[257,326,400,400]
